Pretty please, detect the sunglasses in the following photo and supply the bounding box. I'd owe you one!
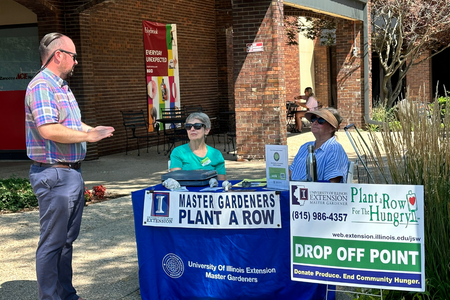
[34,48,77,78]
[185,123,205,130]
[311,116,327,125]
[58,49,77,62]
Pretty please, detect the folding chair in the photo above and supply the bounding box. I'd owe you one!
[346,160,355,183]
[344,124,389,184]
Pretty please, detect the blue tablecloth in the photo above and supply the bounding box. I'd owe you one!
[132,183,332,299]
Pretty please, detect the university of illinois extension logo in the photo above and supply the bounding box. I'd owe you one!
[152,192,170,217]
[291,185,308,206]
[162,253,184,278]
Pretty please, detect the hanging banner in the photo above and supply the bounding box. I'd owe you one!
[143,21,180,130]
[290,182,425,292]
[143,190,282,229]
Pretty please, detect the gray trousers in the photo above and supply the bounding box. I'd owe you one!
[29,165,85,300]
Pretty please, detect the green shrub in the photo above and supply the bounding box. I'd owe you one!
[0,176,37,212]
[369,101,398,131]
[427,92,450,121]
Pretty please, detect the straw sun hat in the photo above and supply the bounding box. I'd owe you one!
[305,108,340,129]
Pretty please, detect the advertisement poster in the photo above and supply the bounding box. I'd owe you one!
[143,190,282,229]
[265,145,289,190]
[290,182,425,291]
[143,21,180,131]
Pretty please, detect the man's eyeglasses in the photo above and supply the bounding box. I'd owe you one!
[185,123,205,130]
[34,48,78,78]
[311,116,327,125]
[58,49,77,62]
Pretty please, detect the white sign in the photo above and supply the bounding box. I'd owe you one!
[290,182,425,292]
[246,42,264,52]
[143,190,282,229]
[265,145,289,190]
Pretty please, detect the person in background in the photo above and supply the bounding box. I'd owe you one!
[25,32,115,300]
[290,87,319,133]
[170,112,226,180]
[290,107,348,183]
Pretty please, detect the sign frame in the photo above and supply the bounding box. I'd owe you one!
[290,182,425,292]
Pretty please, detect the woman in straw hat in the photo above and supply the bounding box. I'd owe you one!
[289,107,348,183]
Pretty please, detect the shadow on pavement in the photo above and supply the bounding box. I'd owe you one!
[0,280,37,300]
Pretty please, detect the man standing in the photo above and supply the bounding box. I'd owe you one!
[25,32,114,300]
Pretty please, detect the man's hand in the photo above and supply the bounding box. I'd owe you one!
[38,123,114,144]
[87,126,115,143]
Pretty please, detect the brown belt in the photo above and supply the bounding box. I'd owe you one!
[33,161,82,170]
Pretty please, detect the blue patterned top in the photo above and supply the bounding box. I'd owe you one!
[290,136,348,182]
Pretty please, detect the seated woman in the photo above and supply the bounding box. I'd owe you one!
[290,87,318,133]
[170,112,226,180]
[289,107,348,183]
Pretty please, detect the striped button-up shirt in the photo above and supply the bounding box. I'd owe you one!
[290,136,348,182]
[25,69,86,163]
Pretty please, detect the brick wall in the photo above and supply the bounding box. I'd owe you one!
[283,16,300,101]
[84,0,220,157]
[314,42,331,107]
[232,0,287,160]
[285,6,370,127]
[14,0,375,159]
[283,8,367,126]
[335,19,365,128]
[284,7,335,108]
[406,51,432,102]
[17,0,222,158]
[215,0,234,111]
